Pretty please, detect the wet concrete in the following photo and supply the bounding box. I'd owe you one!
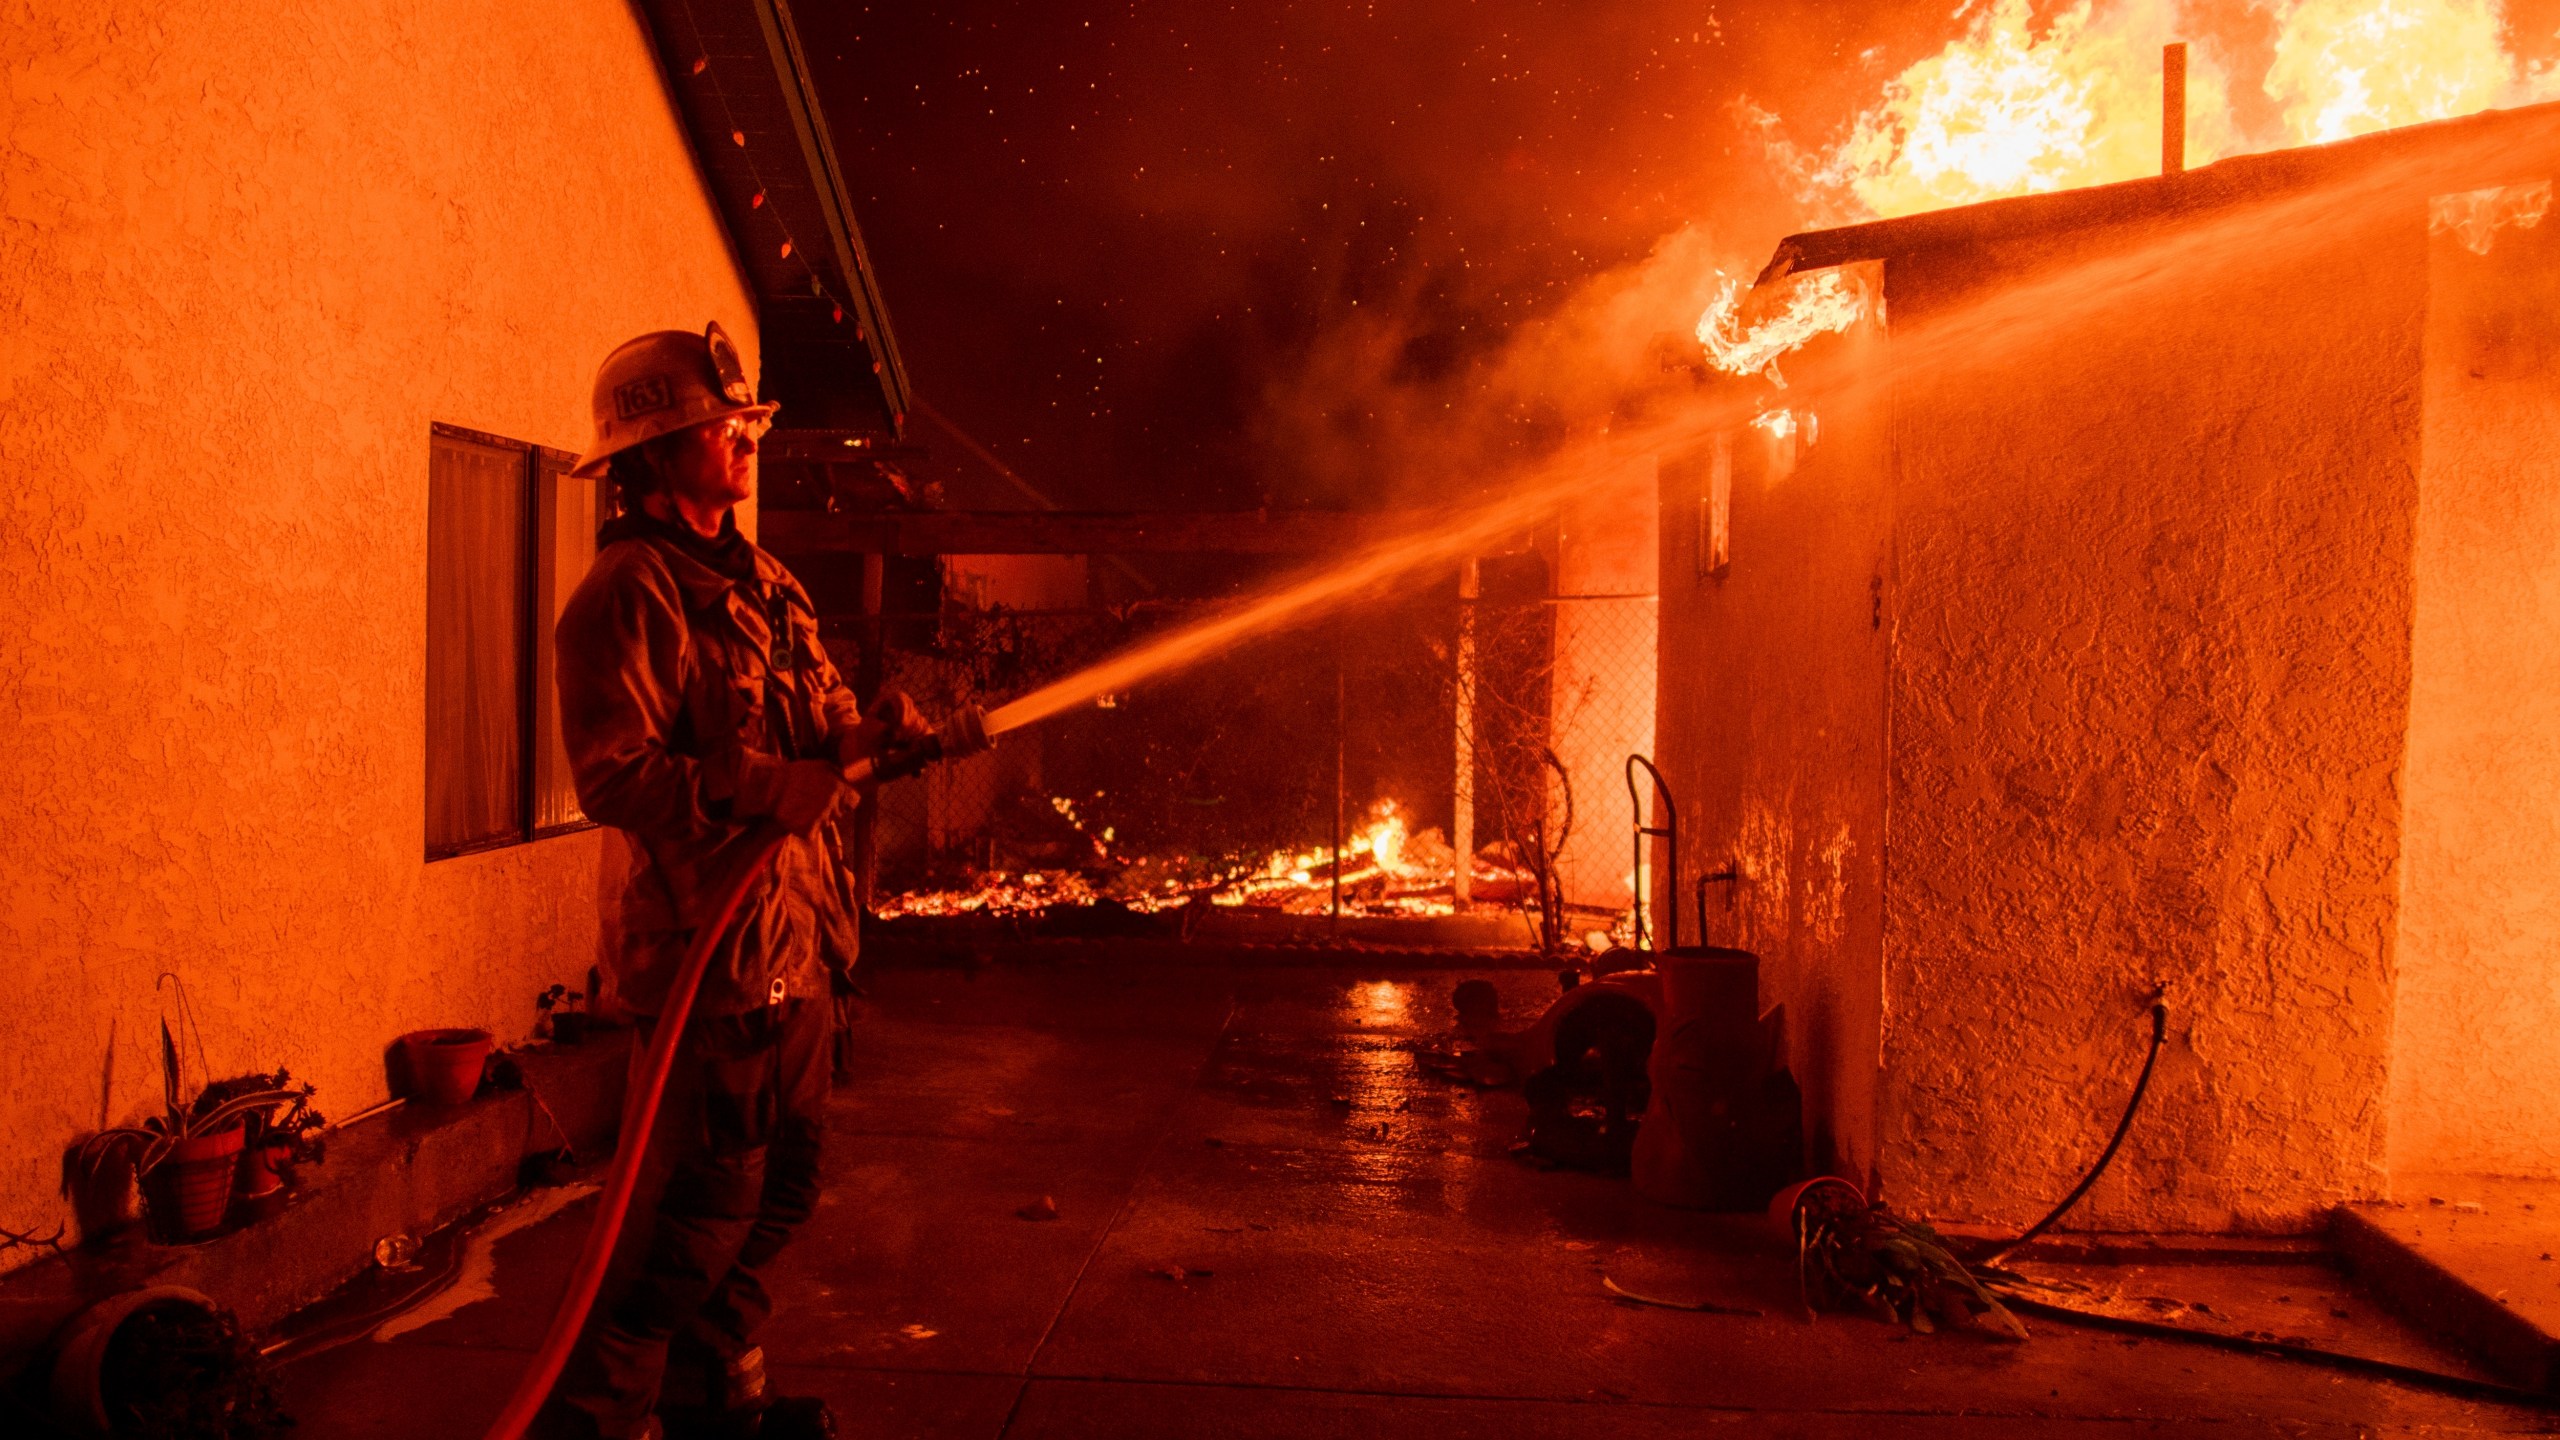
[278,961,2560,1436]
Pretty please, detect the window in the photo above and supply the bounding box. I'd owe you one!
[425,424,608,858]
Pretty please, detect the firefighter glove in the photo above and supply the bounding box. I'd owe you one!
[838,690,930,771]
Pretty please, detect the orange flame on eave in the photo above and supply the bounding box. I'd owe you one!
[1697,270,1869,380]
[1701,0,2560,381]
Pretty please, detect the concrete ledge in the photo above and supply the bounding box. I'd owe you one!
[0,1033,628,1365]
[2333,1183,2560,1392]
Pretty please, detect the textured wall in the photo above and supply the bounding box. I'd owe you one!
[0,0,754,1264]
[1877,213,2423,1232]
[2393,213,2560,1180]
[1653,317,1892,1181]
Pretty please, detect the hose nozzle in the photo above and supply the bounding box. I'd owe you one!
[863,704,994,783]
[938,704,992,761]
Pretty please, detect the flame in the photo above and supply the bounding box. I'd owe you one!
[2431,179,2555,253]
[1749,408,1802,441]
[1219,801,1428,907]
[876,798,1491,920]
[1698,0,2560,389]
[1823,0,2236,220]
[2266,0,2559,144]
[1697,270,1871,380]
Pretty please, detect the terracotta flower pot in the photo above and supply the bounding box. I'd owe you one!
[1766,1174,1867,1239]
[141,1126,245,1242]
[229,1136,296,1227]
[400,1028,494,1106]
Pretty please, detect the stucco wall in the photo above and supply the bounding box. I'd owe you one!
[0,0,755,1263]
[1653,323,1892,1181]
[2392,211,2560,1180]
[1877,214,2422,1232]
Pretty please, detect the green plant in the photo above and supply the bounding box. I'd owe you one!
[76,1022,309,1184]
[1790,1185,2029,1340]
[536,984,586,1040]
[212,1068,326,1168]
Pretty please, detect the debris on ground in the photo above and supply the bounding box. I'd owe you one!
[1602,1275,1763,1316]
[1016,1195,1060,1221]
[1783,1178,2028,1341]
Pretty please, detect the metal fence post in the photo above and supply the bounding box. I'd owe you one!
[1332,621,1346,933]
[1452,558,1478,909]
[854,551,885,910]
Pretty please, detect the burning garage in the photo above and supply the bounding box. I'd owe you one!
[1658,98,2560,1235]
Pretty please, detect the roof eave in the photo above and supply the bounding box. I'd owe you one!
[634,0,911,436]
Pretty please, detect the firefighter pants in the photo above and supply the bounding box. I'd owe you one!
[551,997,831,1438]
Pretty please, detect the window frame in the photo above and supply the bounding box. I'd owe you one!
[425,421,602,861]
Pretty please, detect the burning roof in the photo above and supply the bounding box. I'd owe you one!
[1755,98,2560,289]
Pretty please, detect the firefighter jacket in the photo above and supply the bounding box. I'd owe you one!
[554,516,865,1019]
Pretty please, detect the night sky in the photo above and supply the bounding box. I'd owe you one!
[804,1,1930,514]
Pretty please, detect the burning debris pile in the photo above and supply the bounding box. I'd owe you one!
[860,581,1642,949]
[874,798,1548,923]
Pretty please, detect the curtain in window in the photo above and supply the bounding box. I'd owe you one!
[533,458,607,831]
[425,434,526,855]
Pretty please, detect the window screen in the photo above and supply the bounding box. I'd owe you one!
[533,454,608,832]
[425,432,529,857]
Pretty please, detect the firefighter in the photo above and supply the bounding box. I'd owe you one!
[541,323,919,1440]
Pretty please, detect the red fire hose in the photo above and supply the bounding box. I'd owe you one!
[478,820,791,1440]
[479,709,988,1440]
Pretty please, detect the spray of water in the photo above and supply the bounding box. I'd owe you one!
[982,109,2555,743]
[983,430,1676,736]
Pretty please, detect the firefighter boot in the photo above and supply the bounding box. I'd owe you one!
[659,1346,834,1440]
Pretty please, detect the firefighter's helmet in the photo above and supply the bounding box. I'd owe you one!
[571,322,779,477]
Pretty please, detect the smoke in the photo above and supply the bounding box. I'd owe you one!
[811,0,1898,523]
[817,0,2560,537]
[1248,223,1741,511]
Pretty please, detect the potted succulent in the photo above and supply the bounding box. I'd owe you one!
[75,1025,308,1244]
[536,983,588,1045]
